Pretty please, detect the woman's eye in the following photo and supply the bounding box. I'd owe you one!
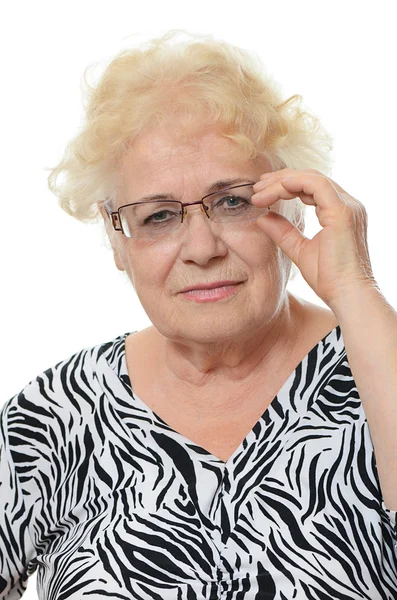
[219,195,248,208]
[225,196,239,206]
[152,211,170,221]
[144,210,179,225]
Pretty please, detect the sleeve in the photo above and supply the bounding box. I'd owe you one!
[0,396,36,599]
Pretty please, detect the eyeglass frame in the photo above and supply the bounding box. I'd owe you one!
[99,182,270,238]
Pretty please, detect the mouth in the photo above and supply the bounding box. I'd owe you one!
[179,280,242,293]
[179,281,244,303]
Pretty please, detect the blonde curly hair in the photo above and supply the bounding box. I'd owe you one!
[48,29,334,280]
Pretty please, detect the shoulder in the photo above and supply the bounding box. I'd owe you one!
[3,332,131,424]
[292,293,338,330]
[1,332,132,498]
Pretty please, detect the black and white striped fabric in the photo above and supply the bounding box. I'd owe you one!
[1,326,396,599]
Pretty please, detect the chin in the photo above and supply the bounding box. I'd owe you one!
[157,314,252,344]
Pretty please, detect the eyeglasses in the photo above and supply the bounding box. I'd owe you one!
[101,183,271,240]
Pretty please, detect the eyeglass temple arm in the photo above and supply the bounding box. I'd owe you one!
[100,199,122,230]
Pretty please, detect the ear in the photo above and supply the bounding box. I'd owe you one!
[98,203,126,272]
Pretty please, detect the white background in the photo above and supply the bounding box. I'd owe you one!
[1,1,396,597]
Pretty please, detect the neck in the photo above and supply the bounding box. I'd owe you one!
[156,293,303,391]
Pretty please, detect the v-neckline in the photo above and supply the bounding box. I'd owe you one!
[117,325,342,466]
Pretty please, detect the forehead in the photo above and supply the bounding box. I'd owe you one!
[125,125,240,160]
[118,126,267,194]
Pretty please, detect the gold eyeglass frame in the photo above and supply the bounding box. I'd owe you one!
[99,182,270,238]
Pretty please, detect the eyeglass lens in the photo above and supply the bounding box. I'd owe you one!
[119,185,269,238]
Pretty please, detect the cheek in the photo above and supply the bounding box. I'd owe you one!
[227,225,279,268]
[124,241,178,291]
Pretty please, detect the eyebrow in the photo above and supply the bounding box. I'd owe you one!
[133,177,254,203]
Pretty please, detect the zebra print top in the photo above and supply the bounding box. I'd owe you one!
[1,325,396,600]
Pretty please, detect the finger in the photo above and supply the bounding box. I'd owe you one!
[252,181,314,207]
[279,175,346,211]
[258,167,298,180]
[256,211,308,266]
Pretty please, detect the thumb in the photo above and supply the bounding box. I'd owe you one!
[256,212,306,265]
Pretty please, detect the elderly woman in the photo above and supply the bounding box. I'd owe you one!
[1,30,396,600]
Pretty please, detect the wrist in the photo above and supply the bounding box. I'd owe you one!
[327,279,380,318]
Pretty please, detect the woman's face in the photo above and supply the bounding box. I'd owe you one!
[106,126,291,343]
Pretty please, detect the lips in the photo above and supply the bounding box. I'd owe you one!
[179,280,242,293]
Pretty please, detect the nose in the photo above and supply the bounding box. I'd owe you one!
[178,205,228,266]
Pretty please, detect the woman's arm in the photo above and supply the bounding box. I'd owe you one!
[0,397,36,598]
[330,282,397,510]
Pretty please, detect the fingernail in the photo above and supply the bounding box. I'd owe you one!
[253,180,269,191]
